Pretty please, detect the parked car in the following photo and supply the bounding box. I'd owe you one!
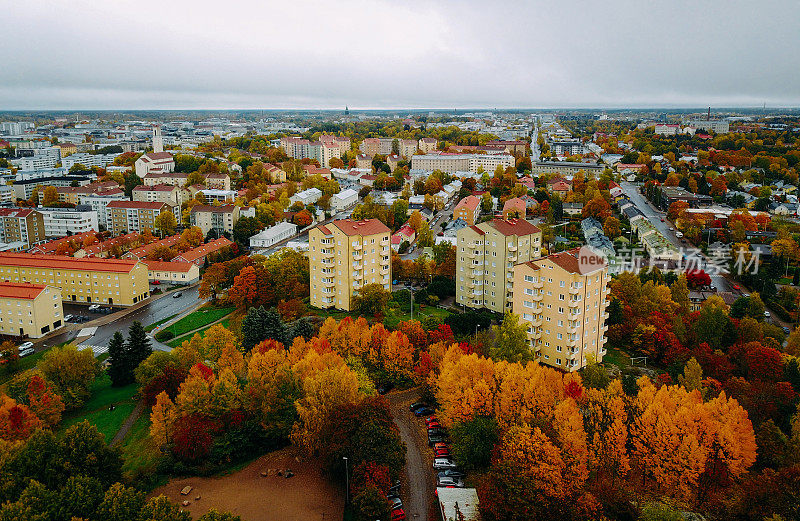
[428,433,447,446]
[88,304,101,312]
[388,497,402,510]
[764,311,771,318]
[437,476,464,487]
[434,448,450,457]
[63,314,74,322]
[424,416,439,427]
[18,341,33,351]
[414,406,435,417]
[428,427,446,436]
[391,508,406,521]
[783,326,791,334]
[172,292,183,298]
[409,401,429,412]
[438,469,466,479]
[675,231,683,238]
[433,458,458,470]
[18,342,35,357]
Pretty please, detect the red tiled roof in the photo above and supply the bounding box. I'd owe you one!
[469,225,485,235]
[547,247,606,274]
[0,281,47,300]
[487,218,541,236]
[29,232,98,254]
[106,201,168,210]
[128,234,181,258]
[141,152,173,161]
[331,219,390,237]
[503,197,526,212]
[174,238,234,263]
[455,195,480,211]
[317,224,332,235]
[0,208,33,218]
[143,260,195,273]
[0,252,139,273]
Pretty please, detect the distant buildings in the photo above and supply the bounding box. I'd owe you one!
[0,208,45,248]
[189,204,240,236]
[330,189,358,212]
[105,201,178,236]
[290,188,323,206]
[133,183,189,206]
[531,161,602,176]
[411,152,515,174]
[173,237,235,266]
[38,206,99,237]
[280,136,349,167]
[134,126,175,178]
[308,219,391,311]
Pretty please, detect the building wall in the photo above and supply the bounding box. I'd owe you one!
[0,286,63,338]
[455,223,541,313]
[146,266,200,285]
[512,259,609,371]
[0,262,149,306]
[309,226,391,311]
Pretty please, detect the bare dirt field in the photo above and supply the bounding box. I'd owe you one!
[152,447,343,521]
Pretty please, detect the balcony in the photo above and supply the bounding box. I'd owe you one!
[352,253,363,261]
[530,317,543,328]
[352,242,362,250]
[532,279,543,289]
[353,272,363,280]
[323,279,335,287]
[569,286,580,294]
[530,330,542,340]
[531,293,543,301]
[380,266,389,274]
[466,251,477,258]
[603,312,609,321]
[508,244,517,252]
[569,300,580,308]
[466,280,475,289]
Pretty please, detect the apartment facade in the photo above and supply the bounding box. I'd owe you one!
[132,183,189,206]
[38,207,99,237]
[455,219,542,313]
[512,248,610,371]
[308,219,391,311]
[189,204,240,236]
[411,153,515,174]
[105,201,178,236]
[0,253,149,306]
[0,208,45,247]
[0,282,63,338]
[453,195,481,225]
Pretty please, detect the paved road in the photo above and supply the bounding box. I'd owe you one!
[43,285,201,352]
[619,182,736,293]
[388,388,434,521]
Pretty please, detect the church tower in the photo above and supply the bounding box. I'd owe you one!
[153,125,164,153]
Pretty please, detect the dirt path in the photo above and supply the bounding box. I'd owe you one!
[388,387,435,521]
[111,400,144,446]
[152,447,343,521]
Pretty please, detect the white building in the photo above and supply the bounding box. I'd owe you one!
[330,188,358,212]
[198,189,237,203]
[290,187,322,206]
[10,147,62,170]
[79,191,129,228]
[134,127,175,178]
[249,222,298,249]
[38,207,99,237]
[0,186,15,205]
[411,153,515,174]
[61,152,121,170]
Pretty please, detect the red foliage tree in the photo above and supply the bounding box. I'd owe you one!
[142,365,190,406]
[172,414,221,463]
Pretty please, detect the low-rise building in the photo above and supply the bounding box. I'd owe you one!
[132,183,189,206]
[173,237,235,266]
[391,223,416,251]
[290,188,322,206]
[198,189,237,203]
[513,247,609,371]
[502,197,526,219]
[0,253,149,306]
[142,260,200,285]
[249,222,297,249]
[0,282,64,338]
[330,188,358,212]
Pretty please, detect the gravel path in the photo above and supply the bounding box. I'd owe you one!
[388,388,435,521]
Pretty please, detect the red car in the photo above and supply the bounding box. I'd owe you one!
[434,448,450,457]
[425,416,439,427]
[434,442,449,451]
[392,508,407,521]
[732,284,741,291]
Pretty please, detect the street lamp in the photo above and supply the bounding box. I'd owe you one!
[342,456,349,504]
[406,284,414,320]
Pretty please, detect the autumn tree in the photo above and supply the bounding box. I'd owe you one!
[490,313,532,363]
[155,210,177,236]
[38,345,99,410]
[352,283,390,317]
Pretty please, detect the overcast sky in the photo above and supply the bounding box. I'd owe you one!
[2,0,798,110]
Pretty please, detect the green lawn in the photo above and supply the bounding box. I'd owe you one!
[383,304,451,329]
[155,306,234,340]
[59,373,138,442]
[602,345,631,369]
[145,313,179,332]
[120,411,163,486]
[166,317,232,348]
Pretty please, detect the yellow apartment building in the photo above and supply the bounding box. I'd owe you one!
[0,253,149,306]
[308,219,391,311]
[512,247,610,371]
[0,282,64,338]
[456,219,542,313]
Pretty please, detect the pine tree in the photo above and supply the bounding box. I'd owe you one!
[290,317,315,342]
[262,308,288,346]
[126,321,152,369]
[242,306,267,350]
[107,331,132,386]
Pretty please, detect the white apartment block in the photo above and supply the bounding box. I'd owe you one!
[38,207,99,237]
[411,153,515,174]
